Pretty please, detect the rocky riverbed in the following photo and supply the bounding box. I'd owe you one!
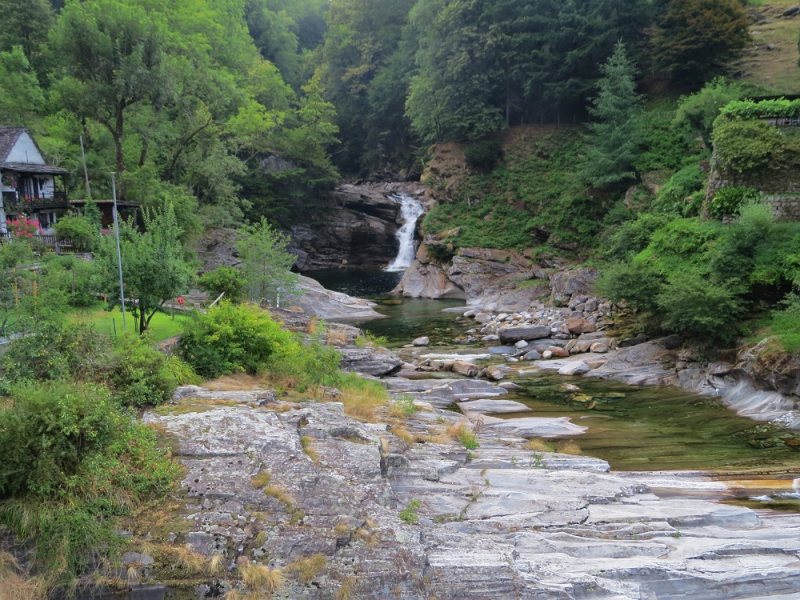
[124,372,800,599]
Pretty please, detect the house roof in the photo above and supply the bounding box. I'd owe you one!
[0,127,69,174]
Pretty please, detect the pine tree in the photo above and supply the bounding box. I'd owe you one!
[580,42,643,188]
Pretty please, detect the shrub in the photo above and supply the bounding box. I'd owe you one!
[109,334,178,407]
[656,273,745,343]
[602,213,672,260]
[0,380,179,582]
[179,302,299,378]
[464,138,502,171]
[53,215,98,250]
[596,261,664,312]
[2,322,106,382]
[197,266,246,303]
[711,118,789,173]
[653,165,707,214]
[708,185,760,219]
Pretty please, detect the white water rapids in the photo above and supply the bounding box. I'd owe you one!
[386,193,424,272]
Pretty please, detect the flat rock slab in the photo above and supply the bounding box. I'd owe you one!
[498,325,552,343]
[484,416,588,438]
[459,398,530,415]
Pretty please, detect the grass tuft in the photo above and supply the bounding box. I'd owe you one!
[527,438,554,452]
[287,553,328,583]
[240,563,285,593]
[335,576,359,600]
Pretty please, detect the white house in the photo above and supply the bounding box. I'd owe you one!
[0,127,69,234]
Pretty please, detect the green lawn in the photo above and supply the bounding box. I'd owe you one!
[68,306,191,341]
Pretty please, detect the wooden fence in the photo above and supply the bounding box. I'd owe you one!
[0,232,86,252]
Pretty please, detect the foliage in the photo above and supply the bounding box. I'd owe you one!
[720,98,800,120]
[0,47,45,126]
[2,322,180,407]
[237,217,298,306]
[580,42,644,188]
[652,165,707,215]
[656,273,745,343]
[0,380,178,582]
[595,260,664,313]
[711,118,793,174]
[96,204,194,335]
[652,0,750,87]
[53,215,98,250]
[178,302,299,379]
[708,186,761,219]
[674,78,749,149]
[398,499,421,524]
[423,130,604,254]
[109,334,177,407]
[197,266,247,304]
[464,139,503,171]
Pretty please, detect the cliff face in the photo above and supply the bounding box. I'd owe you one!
[288,183,431,271]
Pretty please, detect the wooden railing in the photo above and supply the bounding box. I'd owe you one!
[0,232,86,252]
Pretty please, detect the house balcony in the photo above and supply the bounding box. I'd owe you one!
[3,191,69,213]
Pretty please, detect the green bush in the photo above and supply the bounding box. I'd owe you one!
[53,215,98,250]
[602,213,672,261]
[656,273,745,343]
[652,165,707,215]
[464,138,502,170]
[2,323,181,407]
[0,380,179,581]
[179,302,299,378]
[196,265,246,303]
[595,261,664,312]
[720,98,800,120]
[711,118,790,173]
[708,185,761,219]
[110,334,178,407]
[2,322,105,382]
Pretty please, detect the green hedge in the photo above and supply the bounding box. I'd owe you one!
[720,98,800,120]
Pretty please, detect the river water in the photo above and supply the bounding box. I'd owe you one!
[305,267,800,485]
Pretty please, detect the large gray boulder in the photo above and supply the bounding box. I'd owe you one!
[338,347,403,376]
[499,325,552,343]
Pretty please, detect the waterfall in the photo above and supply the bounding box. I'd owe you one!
[386,193,424,272]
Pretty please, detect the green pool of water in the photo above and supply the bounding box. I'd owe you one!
[305,268,800,475]
[506,370,800,474]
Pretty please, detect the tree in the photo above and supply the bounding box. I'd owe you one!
[652,0,750,88]
[236,218,298,306]
[674,78,747,150]
[51,0,170,198]
[96,204,194,335]
[580,42,643,188]
[0,0,54,66]
[0,48,45,126]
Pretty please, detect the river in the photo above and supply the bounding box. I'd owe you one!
[305,267,800,505]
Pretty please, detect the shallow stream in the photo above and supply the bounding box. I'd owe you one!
[307,267,800,483]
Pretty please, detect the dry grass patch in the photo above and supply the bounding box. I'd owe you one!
[390,425,415,444]
[336,387,387,422]
[251,471,272,489]
[527,438,554,452]
[300,435,320,464]
[207,554,225,575]
[239,562,285,594]
[287,553,327,583]
[264,485,294,507]
[205,373,264,391]
[335,575,359,600]
[554,440,582,455]
[0,552,49,600]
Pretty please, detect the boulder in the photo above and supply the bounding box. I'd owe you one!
[475,313,492,324]
[618,333,647,348]
[339,347,403,376]
[523,350,542,361]
[590,343,609,354]
[659,334,683,350]
[542,350,553,359]
[550,267,599,304]
[515,340,529,349]
[566,317,596,335]
[498,325,551,343]
[485,365,507,381]
[412,336,430,347]
[458,399,529,415]
[452,360,481,377]
[395,260,466,299]
[558,361,590,376]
